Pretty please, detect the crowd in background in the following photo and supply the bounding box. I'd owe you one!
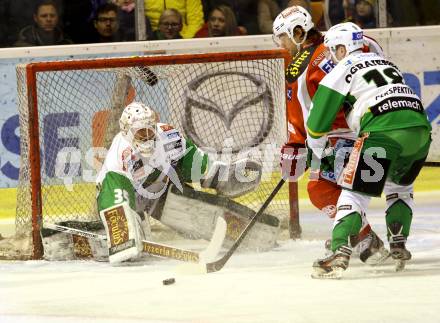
[0,0,439,48]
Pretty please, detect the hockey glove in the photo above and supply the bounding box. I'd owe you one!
[305,137,333,181]
[280,143,308,180]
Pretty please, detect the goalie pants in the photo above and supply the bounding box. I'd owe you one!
[97,170,168,220]
[331,126,431,251]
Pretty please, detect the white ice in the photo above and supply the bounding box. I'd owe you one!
[1,193,440,323]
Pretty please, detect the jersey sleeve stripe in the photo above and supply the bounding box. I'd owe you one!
[306,126,328,138]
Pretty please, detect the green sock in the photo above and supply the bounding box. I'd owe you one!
[385,200,413,238]
[332,212,362,251]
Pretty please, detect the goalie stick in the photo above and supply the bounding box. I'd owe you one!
[205,178,285,273]
[43,217,226,263]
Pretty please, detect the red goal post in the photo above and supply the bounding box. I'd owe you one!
[13,49,300,259]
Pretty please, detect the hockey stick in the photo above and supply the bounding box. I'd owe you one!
[44,217,226,263]
[205,178,285,273]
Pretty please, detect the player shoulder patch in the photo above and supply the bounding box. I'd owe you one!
[311,50,327,67]
[311,48,335,74]
[158,123,181,140]
[160,124,174,132]
[285,45,317,83]
[318,57,336,75]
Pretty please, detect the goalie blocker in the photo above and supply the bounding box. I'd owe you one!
[159,184,280,251]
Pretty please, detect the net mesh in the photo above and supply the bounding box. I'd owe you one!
[14,52,290,258]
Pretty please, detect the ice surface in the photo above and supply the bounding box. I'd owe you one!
[1,195,440,323]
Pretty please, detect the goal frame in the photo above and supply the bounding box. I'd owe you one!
[23,49,297,259]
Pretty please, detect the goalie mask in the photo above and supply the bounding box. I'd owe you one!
[120,102,158,157]
[272,6,314,51]
[324,22,364,63]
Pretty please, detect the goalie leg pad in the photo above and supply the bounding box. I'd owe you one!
[222,211,280,252]
[99,202,145,264]
[41,221,109,261]
[41,229,76,261]
[160,186,224,240]
[161,184,280,251]
[87,234,109,262]
[202,159,262,198]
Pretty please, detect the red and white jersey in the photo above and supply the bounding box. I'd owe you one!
[285,35,384,145]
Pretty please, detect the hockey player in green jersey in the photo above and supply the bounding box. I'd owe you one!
[306,22,432,278]
[96,101,264,264]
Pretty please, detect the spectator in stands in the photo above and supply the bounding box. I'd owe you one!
[112,0,153,40]
[63,0,107,44]
[0,2,9,47]
[387,0,439,27]
[14,0,72,47]
[91,3,124,43]
[345,0,376,29]
[195,5,245,37]
[413,0,439,26]
[0,0,62,47]
[143,0,204,39]
[205,0,258,35]
[327,0,349,26]
[151,9,183,40]
[258,0,281,34]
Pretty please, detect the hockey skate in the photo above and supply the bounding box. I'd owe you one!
[388,223,411,272]
[311,245,351,279]
[358,231,390,266]
[324,231,390,266]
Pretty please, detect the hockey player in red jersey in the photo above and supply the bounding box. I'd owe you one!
[273,5,389,264]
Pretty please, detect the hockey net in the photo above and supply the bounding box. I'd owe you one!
[4,49,297,260]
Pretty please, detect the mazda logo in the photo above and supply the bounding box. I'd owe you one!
[183,72,275,153]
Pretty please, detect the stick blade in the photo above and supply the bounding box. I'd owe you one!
[174,216,226,274]
[198,216,227,263]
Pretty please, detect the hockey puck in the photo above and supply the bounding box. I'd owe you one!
[162,278,176,285]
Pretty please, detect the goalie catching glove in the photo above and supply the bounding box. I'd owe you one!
[201,158,262,198]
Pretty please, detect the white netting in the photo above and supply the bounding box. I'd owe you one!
[13,51,289,258]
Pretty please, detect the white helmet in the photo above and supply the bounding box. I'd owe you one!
[324,22,364,62]
[272,6,314,48]
[119,102,158,157]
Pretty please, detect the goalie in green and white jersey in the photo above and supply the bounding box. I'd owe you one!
[95,102,266,264]
[306,22,432,278]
